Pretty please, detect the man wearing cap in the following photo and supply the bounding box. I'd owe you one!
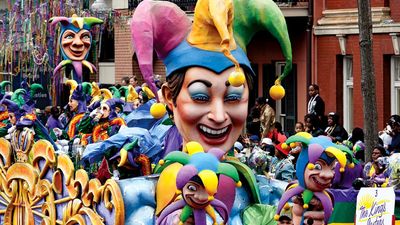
[271,143,295,182]
[278,213,292,225]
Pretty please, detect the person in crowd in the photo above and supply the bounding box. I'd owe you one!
[388,115,400,153]
[304,113,324,137]
[379,122,393,150]
[363,145,387,179]
[348,127,364,146]
[270,143,295,182]
[129,76,140,88]
[324,112,348,142]
[278,213,293,225]
[268,121,287,144]
[121,76,131,86]
[259,97,276,138]
[46,106,64,132]
[307,84,325,123]
[246,99,261,137]
[369,156,390,187]
[294,121,305,133]
[260,137,273,151]
[53,83,87,142]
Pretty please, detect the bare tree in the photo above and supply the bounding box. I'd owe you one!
[358,0,378,162]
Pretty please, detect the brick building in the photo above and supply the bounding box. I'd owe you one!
[313,0,400,132]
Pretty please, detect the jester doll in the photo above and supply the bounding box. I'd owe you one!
[156,142,241,225]
[275,133,348,225]
[49,14,103,83]
[116,0,293,223]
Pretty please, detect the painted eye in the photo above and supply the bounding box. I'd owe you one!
[188,185,197,191]
[188,82,210,102]
[314,163,322,170]
[225,85,243,102]
[191,94,209,102]
[65,34,74,39]
[224,94,241,102]
[82,34,90,40]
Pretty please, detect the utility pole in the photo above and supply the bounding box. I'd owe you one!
[358,0,378,162]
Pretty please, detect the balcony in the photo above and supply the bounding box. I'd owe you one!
[129,0,309,15]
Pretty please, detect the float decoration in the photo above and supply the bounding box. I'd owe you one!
[156,141,241,225]
[275,133,347,225]
[0,136,125,225]
[49,14,103,83]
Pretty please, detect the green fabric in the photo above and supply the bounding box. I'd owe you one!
[328,202,356,223]
[77,114,95,134]
[0,127,8,138]
[161,117,174,125]
[243,204,278,225]
[180,205,193,223]
[226,160,262,204]
[122,139,139,151]
[233,0,292,81]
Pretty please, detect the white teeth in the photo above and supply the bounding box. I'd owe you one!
[200,125,228,135]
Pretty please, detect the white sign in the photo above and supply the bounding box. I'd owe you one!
[355,187,395,225]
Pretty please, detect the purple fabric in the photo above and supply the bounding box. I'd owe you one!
[332,163,363,189]
[157,199,186,224]
[328,188,358,202]
[162,125,183,157]
[46,115,64,131]
[214,175,236,213]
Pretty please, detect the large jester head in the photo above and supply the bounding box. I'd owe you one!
[50,15,103,82]
[160,141,241,209]
[285,133,347,191]
[50,14,103,61]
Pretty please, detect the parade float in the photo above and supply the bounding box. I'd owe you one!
[3,0,397,225]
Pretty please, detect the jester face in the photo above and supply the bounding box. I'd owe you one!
[8,112,16,125]
[304,159,336,192]
[61,29,91,61]
[68,98,79,112]
[182,180,210,209]
[100,103,111,119]
[166,67,249,152]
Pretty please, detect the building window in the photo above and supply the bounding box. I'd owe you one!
[391,56,400,115]
[343,55,353,132]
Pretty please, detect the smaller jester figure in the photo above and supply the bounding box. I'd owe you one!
[275,133,347,225]
[50,14,103,83]
[156,142,242,225]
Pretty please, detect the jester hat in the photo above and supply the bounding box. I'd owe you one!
[130,0,292,101]
[285,133,347,188]
[1,99,24,120]
[50,14,103,82]
[0,81,11,95]
[67,82,87,114]
[103,98,125,120]
[161,142,241,193]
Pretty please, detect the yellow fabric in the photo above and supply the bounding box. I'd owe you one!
[187,0,236,51]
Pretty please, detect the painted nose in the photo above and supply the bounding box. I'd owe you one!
[193,191,210,204]
[320,168,334,180]
[207,100,227,123]
[72,36,84,47]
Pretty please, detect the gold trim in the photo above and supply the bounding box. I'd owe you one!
[0,138,125,225]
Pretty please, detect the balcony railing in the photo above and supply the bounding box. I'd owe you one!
[129,0,308,11]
